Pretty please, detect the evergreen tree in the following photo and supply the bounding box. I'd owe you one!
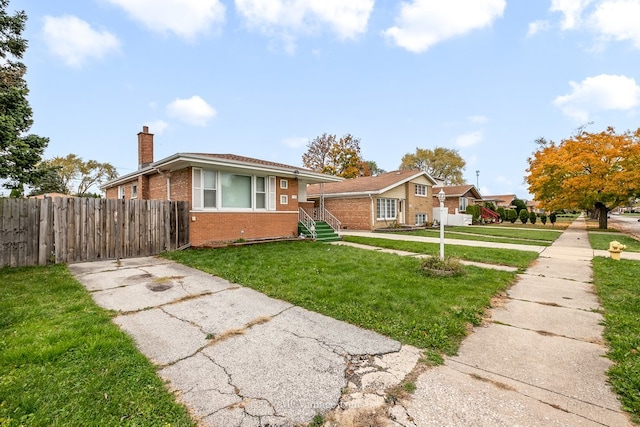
[0,0,48,192]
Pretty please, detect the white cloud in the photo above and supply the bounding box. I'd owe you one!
[468,115,489,124]
[553,74,640,122]
[105,0,225,40]
[42,15,120,67]
[527,20,551,37]
[591,0,640,48]
[383,0,506,53]
[550,0,592,30]
[456,131,483,148]
[282,136,307,148]
[145,120,169,135]
[166,96,217,126]
[235,0,374,52]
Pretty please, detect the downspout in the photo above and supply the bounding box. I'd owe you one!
[369,193,374,228]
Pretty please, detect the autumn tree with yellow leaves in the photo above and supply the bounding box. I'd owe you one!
[302,133,369,178]
[526,127,640,229]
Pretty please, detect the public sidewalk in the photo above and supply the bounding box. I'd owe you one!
[402,216,632,426]
[339,228,640,261]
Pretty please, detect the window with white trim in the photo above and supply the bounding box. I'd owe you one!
[131,183,138,199]
[280,179,288,189]
[459,197,469,212]
[118,186,125,199]
[192,168,273,211]
[415,213,427,225]
[280,195,288,205]
[415,184,427,196]
[376,198,397,220]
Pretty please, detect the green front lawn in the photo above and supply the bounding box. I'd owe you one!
[0,265,195,427]
[589,232,640,253]
[592,258,640,423]
[162,241,517,355]
[342,235,539,270]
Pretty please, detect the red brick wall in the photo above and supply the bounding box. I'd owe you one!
[407,185,432,224]
[322,197,372,230]
[190,212,298,246]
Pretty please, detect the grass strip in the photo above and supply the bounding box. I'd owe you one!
[342,236,539,270]
[392,229,552,246]
[588,232,640,253]
[592,258,640,423]
[0,264,195,427]
[163,241,517,355]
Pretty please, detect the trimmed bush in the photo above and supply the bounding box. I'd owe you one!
[507,209,518,223]
[540,213,547,225]
[519,209,529,224]
[466,205,480,223]
[497,207,506,221]
[529,211,537,224]
[550,212,557,225]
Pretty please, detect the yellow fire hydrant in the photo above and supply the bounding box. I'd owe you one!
[608,241,626,260]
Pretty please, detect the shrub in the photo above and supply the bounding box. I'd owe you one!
[529,211,537,224]
[507,209,518,223]
[421,256,465,277]
[497,207,506,221]
[540,213,547,225]
[466,205,480,223]
[519,209,529,224]
[549,212,557,225]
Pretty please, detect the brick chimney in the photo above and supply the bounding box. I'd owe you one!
[137,126,154,169]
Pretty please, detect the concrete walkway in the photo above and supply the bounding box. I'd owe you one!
[340,229,548,253]
[402,216,633,426]
[340,228,640,261]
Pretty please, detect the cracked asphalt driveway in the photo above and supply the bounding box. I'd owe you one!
[69,256,416,426]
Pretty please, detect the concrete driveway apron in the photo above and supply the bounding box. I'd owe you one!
[69,257,419,427]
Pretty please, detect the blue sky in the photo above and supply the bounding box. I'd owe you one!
[8,0,640,199]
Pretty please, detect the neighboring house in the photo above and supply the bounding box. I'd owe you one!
[306,169,437,230]
[527,199,544,214]
[102,126,342,246]
[484,194,517,209]
[432,184,483,214]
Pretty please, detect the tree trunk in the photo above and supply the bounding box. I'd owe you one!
[595,202,608,229]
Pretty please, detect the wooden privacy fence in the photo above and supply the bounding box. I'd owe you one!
[0,198,190,267]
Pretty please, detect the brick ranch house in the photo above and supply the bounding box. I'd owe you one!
[102,126,342,246]
[306,169,437,230]
[432,184,482,214]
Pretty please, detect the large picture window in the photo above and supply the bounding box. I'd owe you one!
[222,173,251,208]
[193,168,274,211]
[376,198,397,220]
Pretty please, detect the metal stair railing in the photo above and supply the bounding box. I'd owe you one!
[298,208,317,239]
[308,207,341,235]
[321,209,341,235]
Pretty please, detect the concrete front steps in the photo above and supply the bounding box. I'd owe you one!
[299,221,341,242]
